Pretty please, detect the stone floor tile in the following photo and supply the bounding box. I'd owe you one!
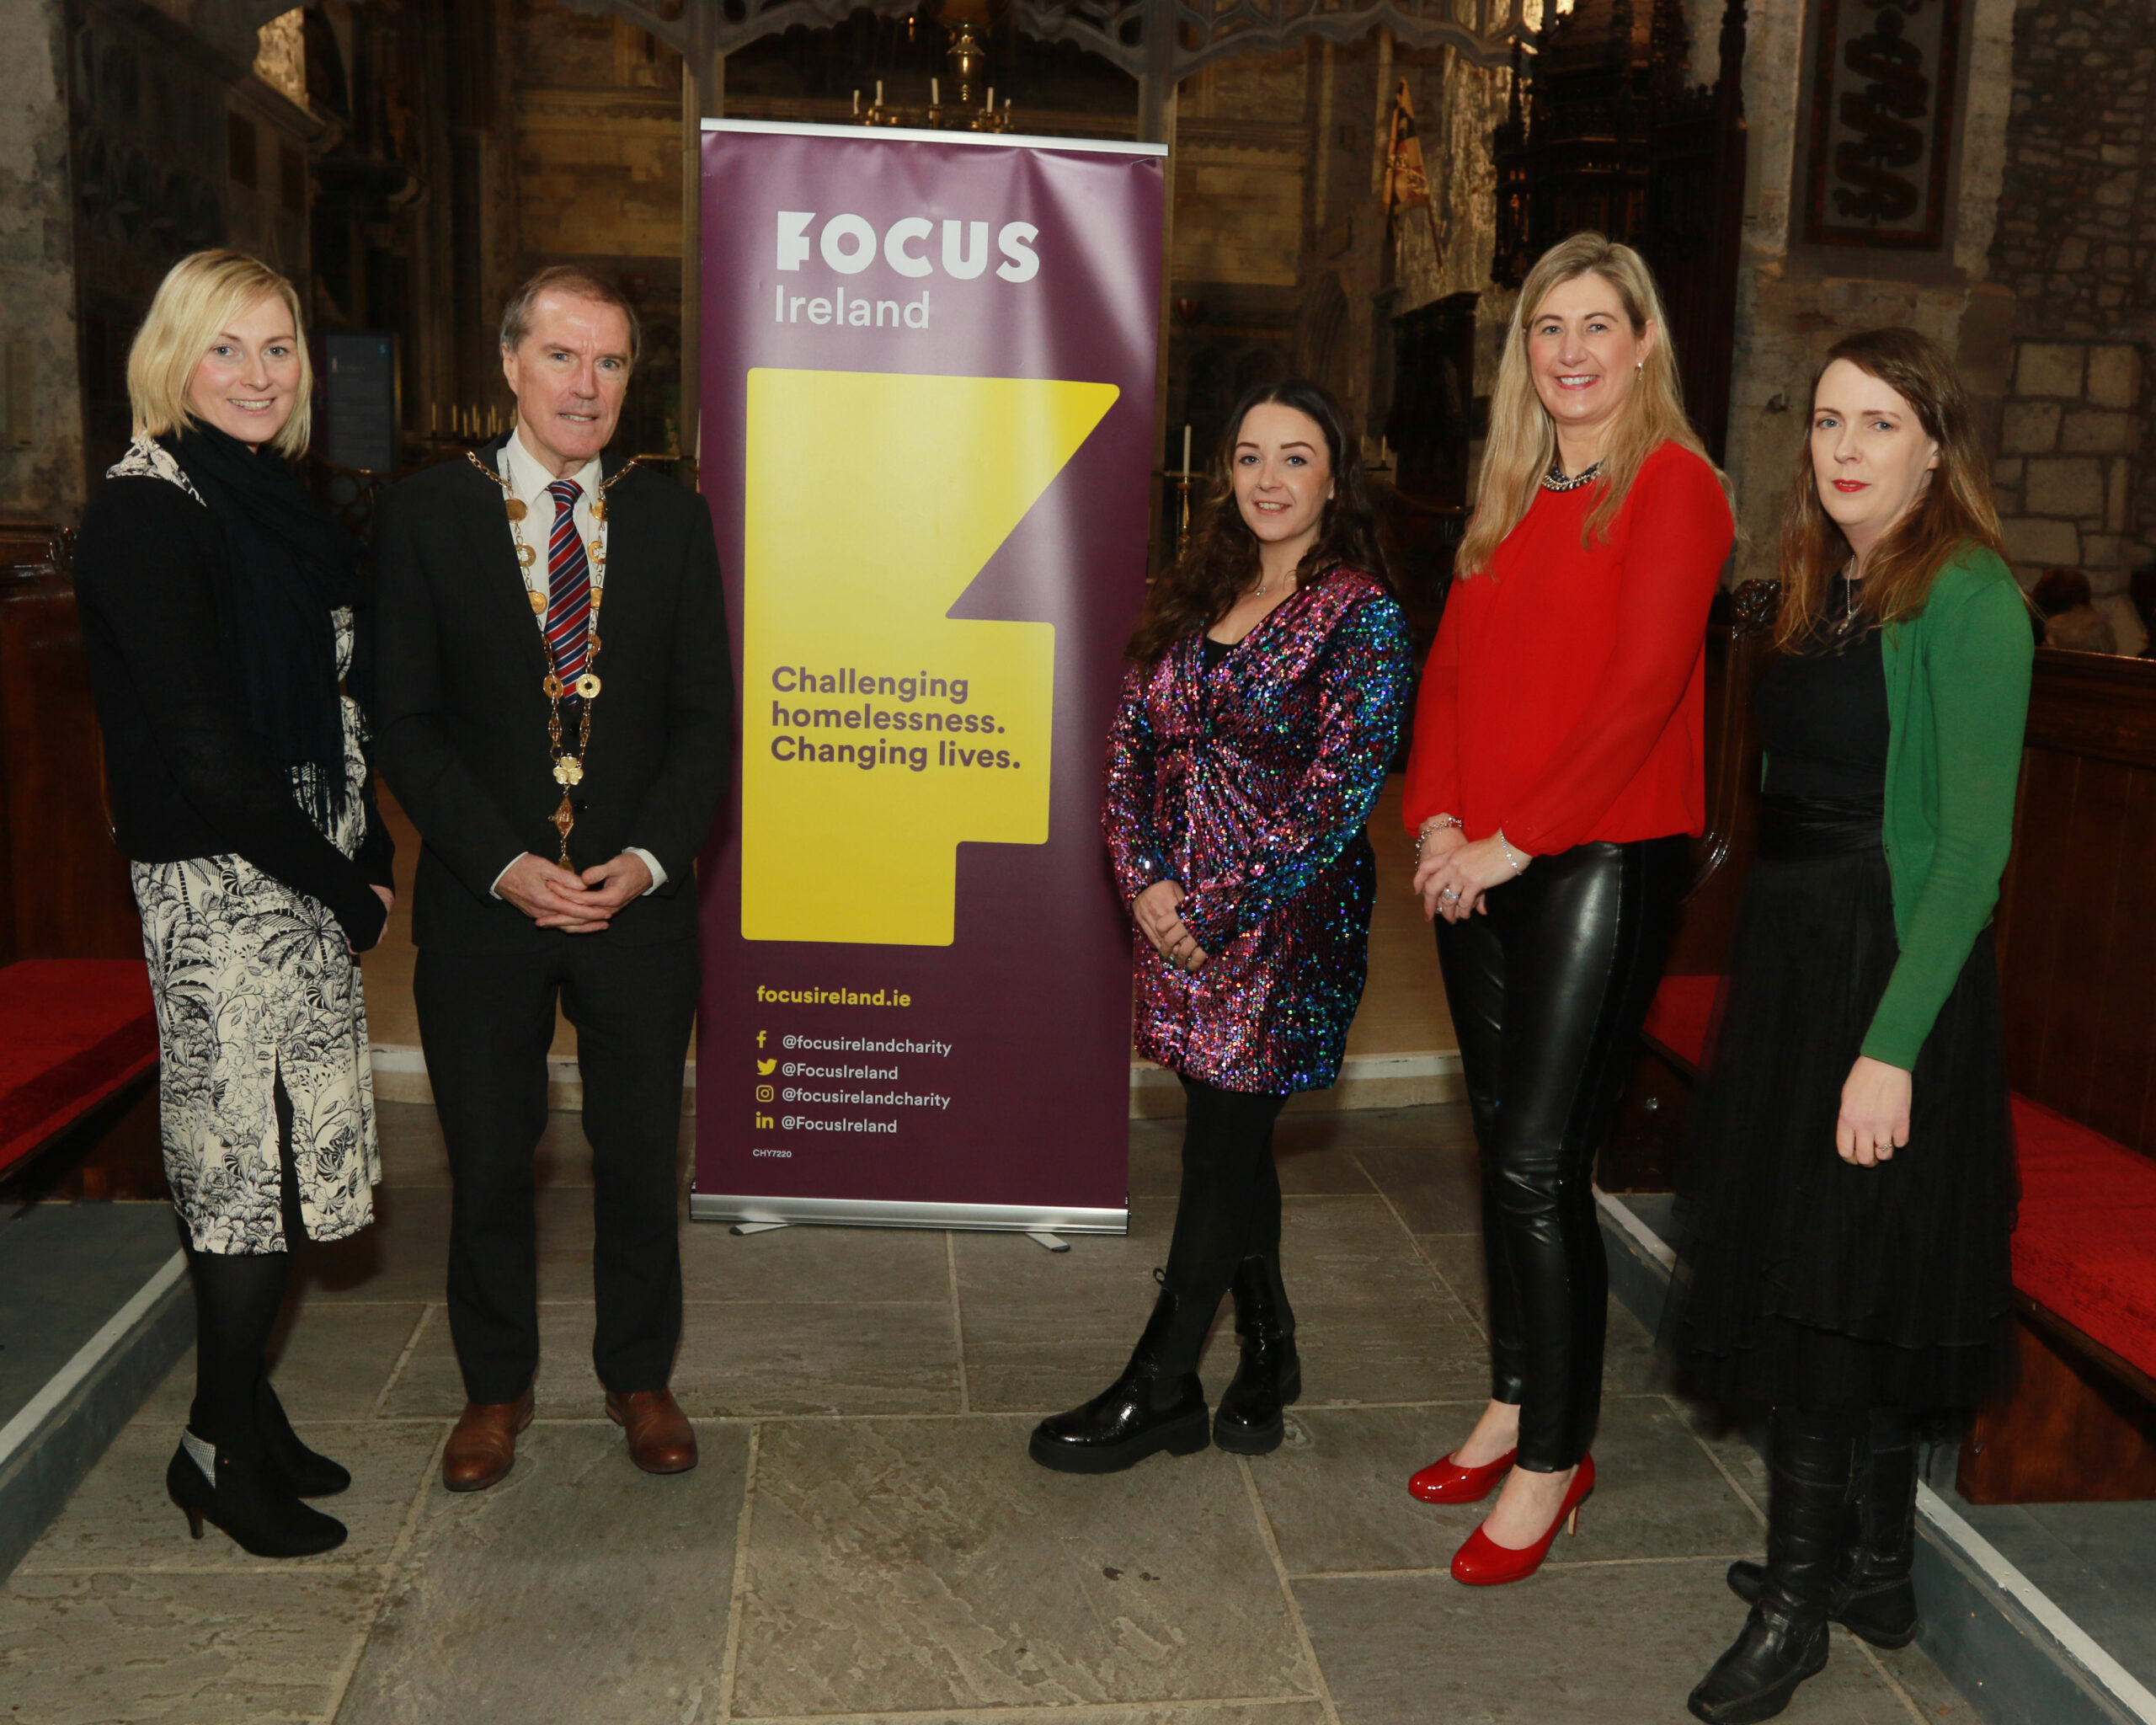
[731,1416,1316,1717]
[736,1706,1330,1724]
[302,1184,451,1303]
[1295,1562,1941,1725]
[1129,1135,1375,1201]
[1278,1197,1471,1321]
[1540,1397,1759,1567]
[1249,1404,1486,1576]
[334,1422,748,1725]
[0,1570,375,1725]
[1347,1143,1481,1234]
[17,1421,441,1574]
[1273,1104,1477,1156]
[378,1299,963,1420]
[678,1215,953,1303]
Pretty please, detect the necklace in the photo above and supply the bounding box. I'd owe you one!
[467,447,642,866]
[1542,457,1605,493]
[1834,559,1864,637]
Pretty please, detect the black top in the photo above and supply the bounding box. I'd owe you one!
[72,473,391,949]
[366,435,734,953]
[1757,579,1889,801]
[1201,633,1230,671]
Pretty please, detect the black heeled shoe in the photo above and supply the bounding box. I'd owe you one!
[168,1438,348,1558]
[1029,1283,1212,1474]
[256,1376,351,1498]
[1213,1256,1300,1455]
[1689,1413,1858,1724]
[1724,1411,1919,1650]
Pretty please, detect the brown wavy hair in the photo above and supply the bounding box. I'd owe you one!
[1127,377,1390,666]
[1776,327,2006,650]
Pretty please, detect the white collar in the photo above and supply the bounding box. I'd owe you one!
[504,422,602,510]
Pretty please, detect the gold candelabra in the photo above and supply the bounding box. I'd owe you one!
[851,21,1014,132]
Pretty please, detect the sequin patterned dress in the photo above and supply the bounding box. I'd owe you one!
[1103,568,1412,1095]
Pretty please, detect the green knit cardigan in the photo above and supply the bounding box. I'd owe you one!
[1864,543,2034,1068]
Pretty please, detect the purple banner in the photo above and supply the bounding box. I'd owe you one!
[693,121,1165,1231]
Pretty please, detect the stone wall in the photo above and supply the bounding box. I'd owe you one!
[0,0,85,522]
[1986,0,2156,649]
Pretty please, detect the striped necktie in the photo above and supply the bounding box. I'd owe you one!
[544,478,591,696]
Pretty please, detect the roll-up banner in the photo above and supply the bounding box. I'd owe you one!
[692,120,1166,1234]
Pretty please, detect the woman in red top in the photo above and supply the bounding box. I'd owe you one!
[1403,233,1733,1584]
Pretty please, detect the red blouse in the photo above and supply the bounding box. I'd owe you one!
[1403,441,1732,857]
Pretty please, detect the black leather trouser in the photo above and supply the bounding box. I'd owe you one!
[1434,835,1688,1471]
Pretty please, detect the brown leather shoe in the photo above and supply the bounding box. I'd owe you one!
[442,1387,535,1493]
[605,1388,698,1475]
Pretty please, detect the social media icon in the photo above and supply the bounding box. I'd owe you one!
[755,1084,775,1103]
[756,1058,776,1075]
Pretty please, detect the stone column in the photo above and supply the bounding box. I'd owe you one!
[0,0,87,523]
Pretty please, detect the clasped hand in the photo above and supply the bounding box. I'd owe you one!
[1413,830,1522,923]
[1134,879,1209,973]
[1837,1055,1911,1167]
[497,852,653,933]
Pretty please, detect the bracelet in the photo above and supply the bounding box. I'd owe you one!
[1495,830,1530,875]
[1413,814,1463,857]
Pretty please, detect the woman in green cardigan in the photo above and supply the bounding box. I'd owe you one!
[1664,328,2032,1725]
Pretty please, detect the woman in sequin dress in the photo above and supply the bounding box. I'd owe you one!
[1401,234,1734,1583]
[1028,378,1412,1475]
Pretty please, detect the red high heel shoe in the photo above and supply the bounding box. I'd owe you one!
[1449,1453,1595,1586]
[1407,1447,1517,1504]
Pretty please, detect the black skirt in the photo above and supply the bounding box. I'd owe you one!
[1662,797,2018,1413]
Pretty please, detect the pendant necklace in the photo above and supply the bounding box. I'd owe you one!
[467,447,642,867]
[1542,456,1605,493]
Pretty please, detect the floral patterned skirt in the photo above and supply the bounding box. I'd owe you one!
[132,855,379,1254]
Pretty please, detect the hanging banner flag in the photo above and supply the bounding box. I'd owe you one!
[693,120,1166,1234]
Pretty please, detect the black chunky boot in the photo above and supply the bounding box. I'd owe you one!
[1029,1281,1213,1474]
[167,1436,347,1558]
[1213,1256,1301,1455]
[1724,1409,1919,1649]
[1689,1411,1859,1724]
[256,1375,352,1498]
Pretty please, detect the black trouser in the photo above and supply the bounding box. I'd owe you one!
[1160,1074,1292,1363]
[415,936,698,1405]
[186,1074,304,1455]
[1435,835,1688,1471]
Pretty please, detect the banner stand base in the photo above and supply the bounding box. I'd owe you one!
[690,1194,1127,1236]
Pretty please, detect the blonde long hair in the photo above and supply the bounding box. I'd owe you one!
[1459,232,1719,577]
[1775,327,2007,650]
[125,249,313,457]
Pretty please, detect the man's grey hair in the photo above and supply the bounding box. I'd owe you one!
[499,265,642,366]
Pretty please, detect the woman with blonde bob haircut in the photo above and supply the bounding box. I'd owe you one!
[75,248,394,1560]
[1664,328,2030,1723]
[1401,232,1734,1585]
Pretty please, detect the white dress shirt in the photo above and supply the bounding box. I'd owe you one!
[488,422,666,898]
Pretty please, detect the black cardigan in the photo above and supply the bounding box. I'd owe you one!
[73,473,392,950]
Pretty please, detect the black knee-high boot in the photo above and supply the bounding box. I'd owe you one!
[1214,1256,1300,1455]
[1028,1274,1215,1473]
[1726,1407,1919,1649]
[1689,1408,1860,1724]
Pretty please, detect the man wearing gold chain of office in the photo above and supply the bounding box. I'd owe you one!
[369,265,732,1493]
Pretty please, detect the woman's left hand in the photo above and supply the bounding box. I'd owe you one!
[1421,836,1528,923]
[1836,1056,1911,1167]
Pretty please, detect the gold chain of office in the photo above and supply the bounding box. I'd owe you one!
[467,449,643,866]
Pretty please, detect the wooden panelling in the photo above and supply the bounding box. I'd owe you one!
[1958,1308,2156,1504]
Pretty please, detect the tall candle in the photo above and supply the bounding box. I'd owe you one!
[852,88,860,114]
[1182,423,1192,475]
[875,79,883,106]
[931,77,940,105]
[985,85,995,112]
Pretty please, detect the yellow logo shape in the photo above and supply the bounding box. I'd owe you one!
[755,1058,776,1075]
[742,368,1118,945]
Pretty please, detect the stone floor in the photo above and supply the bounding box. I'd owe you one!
[2,1102,1972,1725]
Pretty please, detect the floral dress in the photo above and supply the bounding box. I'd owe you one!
[116,440,381,1253]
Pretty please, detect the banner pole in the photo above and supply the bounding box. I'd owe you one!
[679,13,721,491]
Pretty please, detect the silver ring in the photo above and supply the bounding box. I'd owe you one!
[1442,888,1460,901]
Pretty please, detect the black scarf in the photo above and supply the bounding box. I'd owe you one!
[163,425,361,828]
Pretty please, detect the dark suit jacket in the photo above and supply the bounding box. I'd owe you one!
[367,435,733,953]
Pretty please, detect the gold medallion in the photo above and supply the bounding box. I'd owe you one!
[590,498,606,522]
[504,497,528,523]
[587,541,603,563]
[517,543,536,569]
[542,673,564,699]
[529,590,546,613]
[590,589,603,610]
[576,673,602,699]
[552,756,584,786]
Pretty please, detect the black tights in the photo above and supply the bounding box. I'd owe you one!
[1161,1074,1291,1354]
[186,1076,304,1458]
